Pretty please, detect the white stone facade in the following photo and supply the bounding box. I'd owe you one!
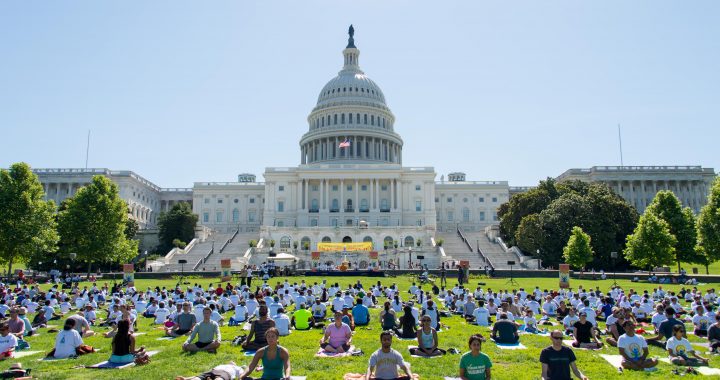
[557,166,716,213]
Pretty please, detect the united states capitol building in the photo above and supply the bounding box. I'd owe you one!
[33,28,716,271]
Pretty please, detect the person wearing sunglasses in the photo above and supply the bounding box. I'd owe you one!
[540,330,587,380]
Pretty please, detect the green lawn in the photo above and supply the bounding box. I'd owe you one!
[2,275,719,379]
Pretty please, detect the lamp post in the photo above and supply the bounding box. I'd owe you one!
[610,251,618,286]
[408,247,413,269]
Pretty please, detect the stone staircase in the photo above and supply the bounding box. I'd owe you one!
[202,233,259,270]
[435,232,487,269]
[463,231,521,270]
[160,232,236,272]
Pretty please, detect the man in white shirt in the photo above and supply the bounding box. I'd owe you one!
[273,308,291,336]
[617,320,658,371]
[0,323,18,359]
[473,300,490,326]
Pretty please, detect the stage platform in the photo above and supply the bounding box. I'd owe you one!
[304,270,386,277]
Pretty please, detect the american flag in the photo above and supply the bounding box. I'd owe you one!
[339,139,351,148]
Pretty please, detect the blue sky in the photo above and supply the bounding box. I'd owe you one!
[1,1,718,188]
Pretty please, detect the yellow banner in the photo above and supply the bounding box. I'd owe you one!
[317,242,373,252]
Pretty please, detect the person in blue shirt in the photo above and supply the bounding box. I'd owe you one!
[353,298,370,327]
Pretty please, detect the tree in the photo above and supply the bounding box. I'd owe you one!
[624,212,676,270]
[125,218,139,241]
[563,226,594,270]
[0,163,59,276]
[645,190,700,271]
[57,175,138,276]
[697,177,720,274]
[157,202,197,252]
[498,178,559,245]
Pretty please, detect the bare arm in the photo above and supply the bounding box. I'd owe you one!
[485,367,491,380]
[541,363,549,380]
[569,361,587,380]
[241,348,264,378]
[281,347,291,378]
[365,364,375,380]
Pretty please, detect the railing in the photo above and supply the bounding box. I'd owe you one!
[344,208,354,212]
[194,181,266,186]
[163,238,198,264]
[309,209,319,213]
[219,229,239,253]
[437,180,509,185]
[496,237,510,252]
[193,247,214,271]
[456,226,474,252]
[476,240,495,271]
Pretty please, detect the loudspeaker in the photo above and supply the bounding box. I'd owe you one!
[416,255,425,260]
[178,259,187,264]
[507,260,515,266]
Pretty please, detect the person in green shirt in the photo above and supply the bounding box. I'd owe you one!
[291,303,314,330]
[459,334,492,380]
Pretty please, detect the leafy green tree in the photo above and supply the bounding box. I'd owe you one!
[645,190,700,271]
[158,202,197,252]
[498,178,559,245]
[563,226,594,270]
[125,218,139,241]
[697,177,720,274]
[511,180,637,269]
[58,175,138,275]
[0,163,59,275]
[624,212,676,270]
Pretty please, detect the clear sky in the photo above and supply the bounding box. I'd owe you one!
[1,1,718,188]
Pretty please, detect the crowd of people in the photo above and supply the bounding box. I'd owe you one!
[0,275,717,379]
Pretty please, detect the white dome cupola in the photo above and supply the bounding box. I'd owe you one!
[301,25,403,165]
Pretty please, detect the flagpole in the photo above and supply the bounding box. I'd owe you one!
[85,130,91,169]
[617,124,623,167]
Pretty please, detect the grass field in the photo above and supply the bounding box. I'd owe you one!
[2,274,719,379]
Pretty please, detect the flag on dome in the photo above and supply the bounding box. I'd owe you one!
[339,139,351,148]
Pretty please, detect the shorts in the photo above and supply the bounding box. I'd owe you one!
[175,328,191,335]
[109,354,134,364]
[0,350,13,359]
[321,342,350,351]
[195,341,212,349]
[199,369,232,380]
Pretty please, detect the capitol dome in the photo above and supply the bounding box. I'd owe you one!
[300,26,403,166]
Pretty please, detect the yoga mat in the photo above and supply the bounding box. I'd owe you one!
[315,346,356,358]
[13,350,42,358]
[344,373,419,380]
[243,323,252,331]
[599,354,624,368]
[444,378,462,380]
[561,341,601,350]
[494,343,526,350]
[658,358,720,375]
[39,349,101,361]
[243,350,257,356]
[156,336,176,341]
[87,350,159,369]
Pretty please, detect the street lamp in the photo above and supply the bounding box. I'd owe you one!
[610,251,618,286]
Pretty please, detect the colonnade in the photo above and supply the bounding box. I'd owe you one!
[607,179,709,213]
[301,136,401,164]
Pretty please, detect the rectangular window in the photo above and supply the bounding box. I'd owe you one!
[332,185,338,191]
[277,201,284,212]
[331,218,338,227]
[493,212,499,221]
[218,199,223,204]
[248,212,256,222]
[216,212,223,223]
[415,201,422,212]
[312,185,319,191]
[203,212,209,223]
[361,185,367,191]
[435,197,439,203]
[249,198,255,204]
[479,197,484,203]
[204,198,210,204]
[347,185,352,191]
[310,219,318,227]
[492,197,497,203]
[417,219,422,226]
[278,185,284,191]
[479,211,486,221]
[447,211,454,222]
[415,185,421,191]
[381,185,388,191]
[447,197,452,203]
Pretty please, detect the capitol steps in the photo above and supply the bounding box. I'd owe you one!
[160,232,235,272]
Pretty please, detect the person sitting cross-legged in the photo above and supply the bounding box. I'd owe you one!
[182,307,221,354]
[242,305,276,351]
[491,313,519,345]
[410,315,445,357]
[321,311,352,354]
[291,303,314,331]
[365,331,413,380]
[646,307,684,348]
[617,320,658,371]
[109,319,148,365]
[240,328,291,380]
[167,302,197,337]
[571,312,602,349]
[540,330,588,380]
[353,298,370,327]
[666,324,709,367]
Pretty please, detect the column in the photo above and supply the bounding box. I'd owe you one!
[297,180,303,211]
[355,179,359,212]
[340,179,344,211]
[374,179,380,210]
[325,179,330,210]
[628,180,634,209]
[391,179,395,210]
[304,180,309,210]
[320,179,325,211]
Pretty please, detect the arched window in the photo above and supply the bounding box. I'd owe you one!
[232,208,240,222]
[360,199,368,212]
[364,114,368,124]
[363,236,373,243]
[404,236,414,247]
[380,199,389,210]
[334,114,338,124]
[322,236,332,243]
[301,236,311,250]
[349,113,353,124]
[357,113,360,123]
[342,236,352,243]
[371,115,375,125]
[331,199,339,211]
[463,207,470,222]
[383,236,394,248]
[311,199,318,211]
[346,199,353,211]
[327,115,330,125]
[341,114,345,123]
[280,236,291,249]
[277,221,284,227]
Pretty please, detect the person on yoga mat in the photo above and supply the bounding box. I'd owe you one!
[540,330,587,380]
[459,334,491,380]
[410,315,445,357]
[243,305,276,351]
[240,328,291,380]
[109,319,148,365]
[666,324,709,367]
[491,313,518,344]
[617,320,658,371]
[175,362,244,380]
[365,330,413,380]
[182,307,221,354]
[320,312,352,353]
[571,312,602,349]
[380,302,398,331]
[708,313,720,353]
